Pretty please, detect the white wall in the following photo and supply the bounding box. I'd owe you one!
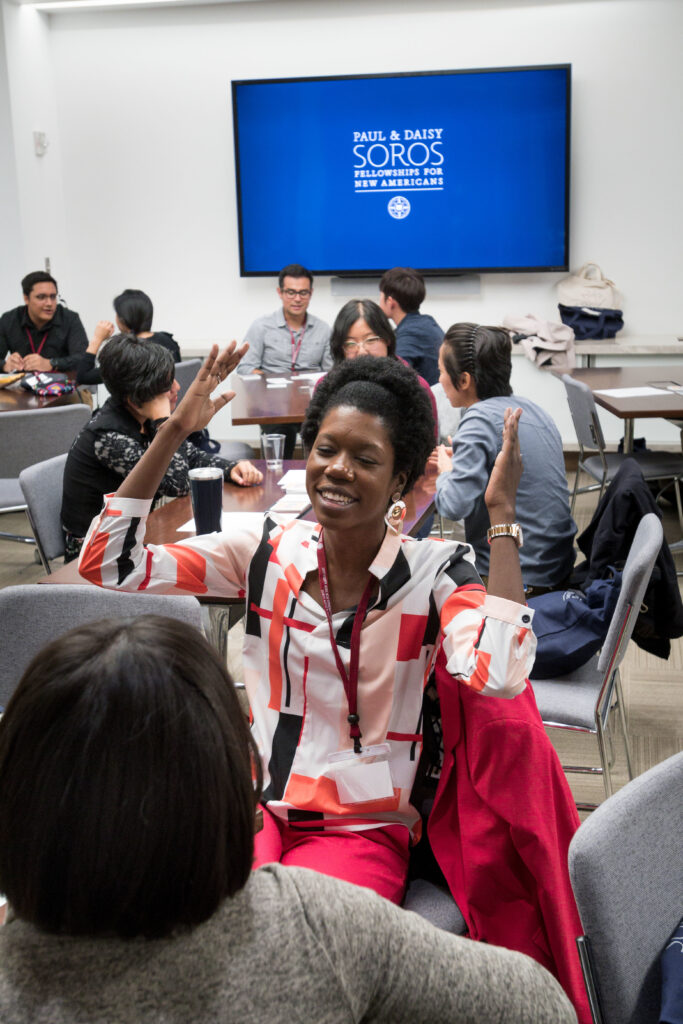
[0,11,24,311]
[0,0,679,352]
[1,2,71,303]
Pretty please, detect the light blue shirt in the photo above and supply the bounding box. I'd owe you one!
[434,395,577,588]
[238,309,332,376]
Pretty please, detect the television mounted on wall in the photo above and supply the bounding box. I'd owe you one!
[231,64,571,277]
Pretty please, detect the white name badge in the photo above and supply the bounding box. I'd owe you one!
[327,743,394,804]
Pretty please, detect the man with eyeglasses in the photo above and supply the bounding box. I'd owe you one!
[0,271,88,374]
[238,263,332,458]
[379,267,443,386]
[0,272,89,376]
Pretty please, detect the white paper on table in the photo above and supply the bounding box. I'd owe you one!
[268,495,312,514]
[594,386,682,399]
[177,512,266,534]
[265,376,290,385]
[241,374,263,381]
[293,371,325,382]
[277,469,308,492]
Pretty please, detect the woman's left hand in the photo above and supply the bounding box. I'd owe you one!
[485,407,523,522]
[230,461,264,487]
[171,343,248,437]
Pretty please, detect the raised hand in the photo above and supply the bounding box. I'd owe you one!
[171,342,248,437]
[485,407,523,523]
[116,342,249,502]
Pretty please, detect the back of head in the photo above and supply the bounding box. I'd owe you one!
[329,299,396,364]
[302,355,434,493]
[113,289,154,334]
[99,333,175,406]
[379,267,425,313]
[21,271,57,297]
[278,263,313,288]
[0,616,261,938]
[441,322,512,401]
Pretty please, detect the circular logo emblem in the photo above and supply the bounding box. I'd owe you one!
[388,196,411,219]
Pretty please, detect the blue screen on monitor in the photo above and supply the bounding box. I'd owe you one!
[232,65,570,276]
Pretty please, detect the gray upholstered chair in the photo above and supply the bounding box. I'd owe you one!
[173,357,202,401]
[531,512,662,810]
[19,453,68,572]
[562,374,683,522]
[403,878,466,934]
[568,750,683,1024]
[0,584,204,710]
[0,404,91,550]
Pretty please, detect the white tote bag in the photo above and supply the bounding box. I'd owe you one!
[557,262,622,310]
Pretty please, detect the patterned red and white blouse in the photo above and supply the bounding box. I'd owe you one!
[79,497,536,838]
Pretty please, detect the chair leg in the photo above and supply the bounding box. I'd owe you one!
[674,477,683,535]
[570,462,582,516]
[595,718,613,799]
[614,674,634,781]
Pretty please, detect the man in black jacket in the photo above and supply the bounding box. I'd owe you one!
[0,271,87,373]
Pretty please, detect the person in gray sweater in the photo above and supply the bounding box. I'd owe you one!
[435,322,577,593]
[0,617,577,1024]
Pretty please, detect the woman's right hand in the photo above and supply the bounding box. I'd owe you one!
[170,342,248,437]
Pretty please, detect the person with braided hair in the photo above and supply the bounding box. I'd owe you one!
[435,322,576,594]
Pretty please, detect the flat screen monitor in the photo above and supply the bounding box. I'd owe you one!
[232,64,571,277]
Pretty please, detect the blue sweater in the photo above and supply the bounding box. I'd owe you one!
[395,312,442,385]
[435,395,576,588]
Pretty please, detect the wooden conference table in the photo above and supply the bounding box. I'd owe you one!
[0,373,85,413]
[229,371,318,425]
[39,458,439,654]
[557,364,683,453]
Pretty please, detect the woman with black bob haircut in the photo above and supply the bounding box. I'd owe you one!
[61,334,261,561]
[76,287,180,385]
[0,627,577,1023]
[75,344,589,1021]
[327,299,437,435]
[0,616,260,938]
[329,298,397,364]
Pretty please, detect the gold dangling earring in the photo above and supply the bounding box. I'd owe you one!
[384,490,407,533]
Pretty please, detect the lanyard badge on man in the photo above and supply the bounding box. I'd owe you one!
[289,323,306,371]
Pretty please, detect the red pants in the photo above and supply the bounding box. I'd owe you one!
[253,808,410,904]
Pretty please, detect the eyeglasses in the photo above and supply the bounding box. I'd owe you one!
[343,337,387,353]
[282,288,311,298]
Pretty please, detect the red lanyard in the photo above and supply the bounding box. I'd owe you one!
[26,328,48,355]
[317,534,374,753]
[289,323,306,370]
